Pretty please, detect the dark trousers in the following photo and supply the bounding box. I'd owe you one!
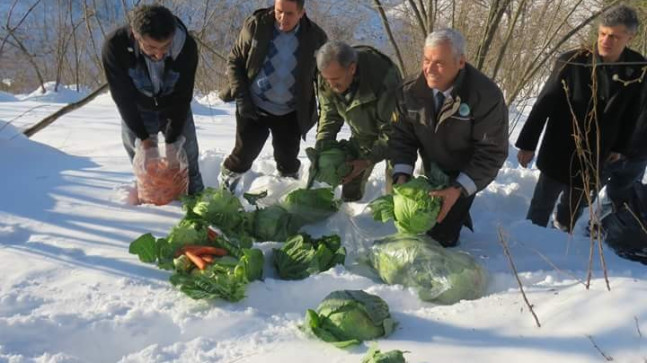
[427,193,475,247]
[526,172,587,231]
[224,109,301,175]
[602,158,647,207]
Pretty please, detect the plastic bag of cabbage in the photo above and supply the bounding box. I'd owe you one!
[369,234,487,304]
[273,233,346,280]
[304,290,396,348]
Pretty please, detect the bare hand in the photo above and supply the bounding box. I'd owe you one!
[341,159,371,184]
[395,174,409,185]
[429,186,462,223]
[517,149,535,168]
[606,152,622,163]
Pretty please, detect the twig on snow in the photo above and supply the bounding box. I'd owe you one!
[586,334,613,361]
[497,226,541,328]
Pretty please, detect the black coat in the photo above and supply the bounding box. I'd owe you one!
[515,48,645,187]
[102,19,198,143]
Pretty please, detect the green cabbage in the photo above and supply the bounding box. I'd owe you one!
[273,234,346,280]
[304,290,396,348]
[306,139,357,188]
[369,234,487,304]
[249,205,300,242]
[369,176,442,234]
[281,187,340,225]
[362,345,407,363]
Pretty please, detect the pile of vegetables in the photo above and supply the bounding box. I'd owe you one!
[304,290,396,347]
[273,233,346,280]
[306,139,358,188]
[369,234,487,305]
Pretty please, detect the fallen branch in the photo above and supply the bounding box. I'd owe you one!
[636,316,643,338]
[23,83,108,137]
[586,335,613,361]
[497,226,541,328]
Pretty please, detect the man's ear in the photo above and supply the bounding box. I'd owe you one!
[349,62,357,76]
[458,54,466,69]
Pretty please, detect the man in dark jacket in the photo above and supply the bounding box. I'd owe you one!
[219,0,327,191]
[390,29,509,247]
[516,4,645,232]
[102,4,204,195]
[315,41,402,201]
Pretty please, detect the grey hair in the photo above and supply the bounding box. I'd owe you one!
[424,28,465,59]
[316,41,358,71]
[601,4,639,34]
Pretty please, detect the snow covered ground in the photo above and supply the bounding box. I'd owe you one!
[0,84,646,362]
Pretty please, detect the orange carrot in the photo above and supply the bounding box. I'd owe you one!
[185,251,207,270]
[176,245,227,257]
[202,255,214,263]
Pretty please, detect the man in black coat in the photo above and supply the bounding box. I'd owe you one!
[516,4,645,232]
[102,4,204,195]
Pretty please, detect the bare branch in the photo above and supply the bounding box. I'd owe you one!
[497,226,541,328]
[586,335,613,361]
[372,0,407,76]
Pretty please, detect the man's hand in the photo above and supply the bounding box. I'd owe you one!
[395,174,409,185]
[165,143,181,170]
[341,159,371,184]
[606,152,622,163]
[429,186,462,223]
[517,149,535,168]
[236,96,258,120]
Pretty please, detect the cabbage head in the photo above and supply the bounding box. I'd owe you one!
[304,290,396,348]
[192,188,245,230]
[369,177,441,234]
[282,187,340,225]
[273,233,346,280]
[306,139,357,188]
[369,234,487,305]
[361,345,407,363]
[250,205,300,242]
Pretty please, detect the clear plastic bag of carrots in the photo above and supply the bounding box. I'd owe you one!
[133,136,189,206]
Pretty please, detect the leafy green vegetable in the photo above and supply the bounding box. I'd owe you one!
[282,188,340,225]
[369,176,446,234]
[369,234,487,304]
[307,139,358,188]
[250,205,300,242]
[128,233,177,270]
[168,247,264,302]
[273,234,346,280]
[167,219,208,245]
[304,290,396,347]
[362,345,407,363]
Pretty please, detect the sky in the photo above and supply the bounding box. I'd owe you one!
[0,83,646,363]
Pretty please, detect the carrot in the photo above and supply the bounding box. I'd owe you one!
[176,245,227,257]
[202,255,214,263]
[185,251,207,270]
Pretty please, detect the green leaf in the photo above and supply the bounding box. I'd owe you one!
[128,233,158,263]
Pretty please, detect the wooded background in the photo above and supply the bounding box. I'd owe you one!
[1,0,645,106]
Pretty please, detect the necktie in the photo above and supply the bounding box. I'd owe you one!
[435,92,445,113]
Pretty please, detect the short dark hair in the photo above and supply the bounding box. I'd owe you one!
[601,4,639,35]
[283,0,305,10]
[130,5,176,40]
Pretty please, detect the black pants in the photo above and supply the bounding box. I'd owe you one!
[224,109,301,175]
[427,193,475,247]
[526,172,587,231]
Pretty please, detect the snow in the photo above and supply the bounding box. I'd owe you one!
[1,87,646,363]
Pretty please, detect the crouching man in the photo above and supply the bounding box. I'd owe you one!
[390,29,508,247]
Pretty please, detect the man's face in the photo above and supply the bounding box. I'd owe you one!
[134,32,173,61]
[274,0,304,32]
[422,41,465,91]
[320,60,356,94]
[597,24,633,62]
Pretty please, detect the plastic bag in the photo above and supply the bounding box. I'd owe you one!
[369,233,487,304]
[133,136,188,205]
